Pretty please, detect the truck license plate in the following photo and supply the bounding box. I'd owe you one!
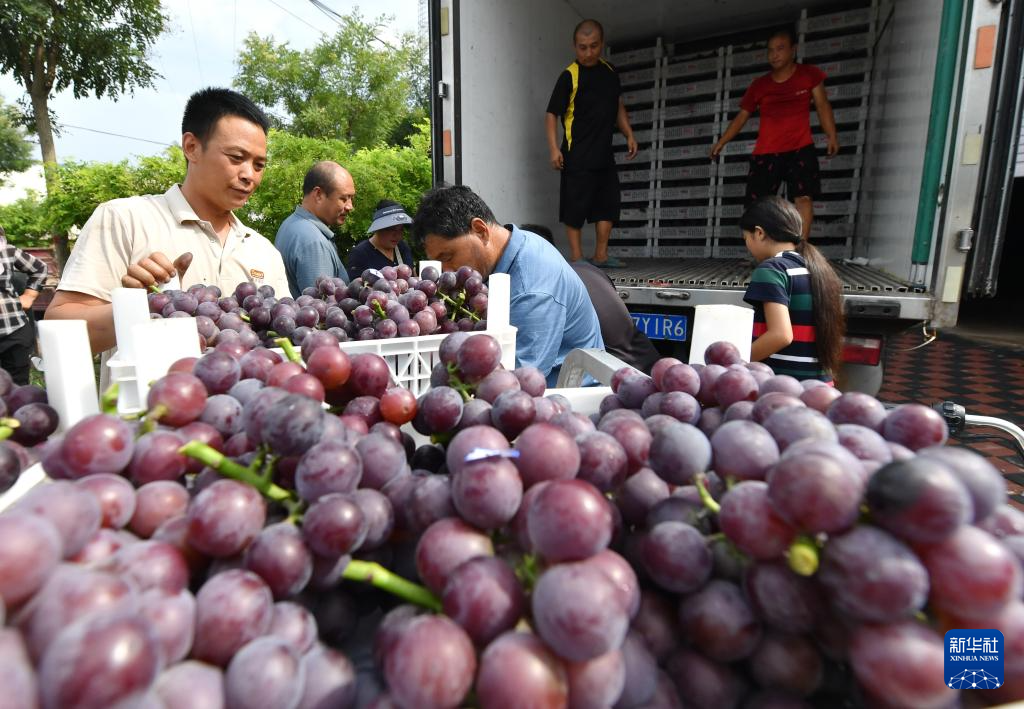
[631,313,689,342]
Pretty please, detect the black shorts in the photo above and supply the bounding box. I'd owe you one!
[745,144,820,205]
[560,166,620,229]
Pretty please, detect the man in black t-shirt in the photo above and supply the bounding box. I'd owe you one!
[545,19,638,269]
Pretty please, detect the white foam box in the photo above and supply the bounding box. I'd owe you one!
[687,304,754,365]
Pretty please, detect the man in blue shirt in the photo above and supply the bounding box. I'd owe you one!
[412,184,604,386]
[275,161,354,297]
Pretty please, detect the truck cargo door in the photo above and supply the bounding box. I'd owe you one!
[965,0,1024,297]
[429,0,460,185]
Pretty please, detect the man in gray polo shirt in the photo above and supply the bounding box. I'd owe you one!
[46,87,290,353]
[274,161,355,297]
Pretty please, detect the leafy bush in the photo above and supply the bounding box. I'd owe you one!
[0,125,432,258]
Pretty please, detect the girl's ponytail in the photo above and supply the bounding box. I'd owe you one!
[741,196,845,376]
[796,240,844,376]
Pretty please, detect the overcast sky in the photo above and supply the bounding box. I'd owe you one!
[0,0,422,164]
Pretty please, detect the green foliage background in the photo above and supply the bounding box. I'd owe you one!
[0,125,432,255]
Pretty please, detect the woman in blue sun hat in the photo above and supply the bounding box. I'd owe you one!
[346,200,415,277]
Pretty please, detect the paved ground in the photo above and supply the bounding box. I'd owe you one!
[878,328,1024,505]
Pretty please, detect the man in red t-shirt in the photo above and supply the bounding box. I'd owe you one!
[710,27,838,239]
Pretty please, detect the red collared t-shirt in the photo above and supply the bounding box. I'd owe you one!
[740,63,827,155]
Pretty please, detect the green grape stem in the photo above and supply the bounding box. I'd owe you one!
[787,536,821,577]
[341,559,442,611]
[694,473,721,514]
[101,383,120,415]
[444,363,474,402]
[439,292,481,322]
[179,440,293,503]
[274,338,302,364]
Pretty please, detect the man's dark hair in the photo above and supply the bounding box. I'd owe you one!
[520,223,555,244]
[302,161,341,196]
[181,87,270,144]
[768,26,799,46]
[411,184,497,243]
[574,19,604,43]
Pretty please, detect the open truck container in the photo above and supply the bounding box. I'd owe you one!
[427,0,1024,393]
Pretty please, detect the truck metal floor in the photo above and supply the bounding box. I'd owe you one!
[606,258,925,294]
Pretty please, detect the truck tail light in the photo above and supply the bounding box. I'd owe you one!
[841,335,883,366]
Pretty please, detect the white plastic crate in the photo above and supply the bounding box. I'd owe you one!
[815,130,865,148]
[662,101,720,121]
[820,153,864,171]
[804,7,874,33]
[609,244,652,258]
[817,57,872,79]
[813,199,855,216]
[608,45,661,66]
[729,47,767,69]
[656,243,712,258]
[618,168,655,183]
[611,227,650,240]
[661,144,711,161]
[821,177,861,194]
[615,149,653,164]
[721,162,749,177]
[620,207,653,221]
[713,244,750,258]
[815,241,855,259]
[664,55,722,79]
[659,205,711,220]
[615,128,654,145]
[660,185,713,201]
[722,139,756,156]
[660,164,717,180]
[621,188,654,202]
[662,124,716,141]
[620,66,657,86]
[333,327,516,398]
[623,88,656,105]
[810,220,856,238]
[662,79,720,101]
[656,226,712,239]
[813,106,868,126]
[629,108,657,125]
[804,33,871,59]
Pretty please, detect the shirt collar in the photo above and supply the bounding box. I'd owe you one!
[493,224,525,275]
[293,206,336,240]
[164,184,253,239]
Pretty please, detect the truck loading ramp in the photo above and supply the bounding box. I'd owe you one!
[606,258,925,294]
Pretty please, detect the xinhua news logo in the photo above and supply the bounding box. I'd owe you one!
[944,629,1004,690]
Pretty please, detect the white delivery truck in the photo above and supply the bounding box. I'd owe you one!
[425,0,1023,393]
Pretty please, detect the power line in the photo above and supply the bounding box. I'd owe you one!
[264,0,325,35]
[60,124,173,147]
[307,0,401,51]
[185,0,204,83]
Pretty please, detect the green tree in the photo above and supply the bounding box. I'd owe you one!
[235,11,428,149]
[0,126,433,257]
[0,0,168,191]
[0,94,33,180]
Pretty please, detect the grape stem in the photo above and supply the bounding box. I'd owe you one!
[438,292,481,322]
[274,338,302,364]
[444,363,474,402]
[239,312,251,323]
[341,559,442,611]
[101,383,119,415]
[694,474,721,514]
[786,536,820,577]
[179,441,294,503]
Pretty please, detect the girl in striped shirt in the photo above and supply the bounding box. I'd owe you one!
[740,196,844,382]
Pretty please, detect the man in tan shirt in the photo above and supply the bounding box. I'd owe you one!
[46,88,290,353]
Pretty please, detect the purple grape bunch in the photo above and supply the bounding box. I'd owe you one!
[0,332,1020,708]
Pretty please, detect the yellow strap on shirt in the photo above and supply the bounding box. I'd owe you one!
[565,62,579,150]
